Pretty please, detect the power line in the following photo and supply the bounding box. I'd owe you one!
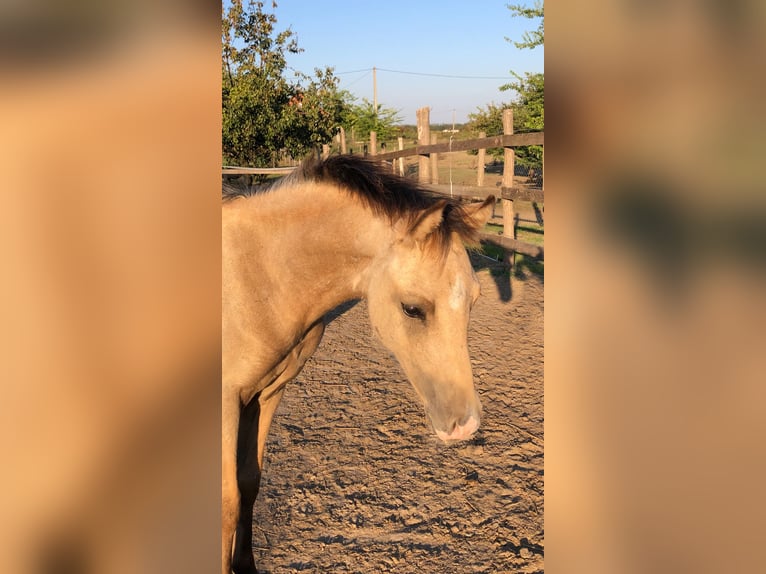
[343,70,371,88]
[335,67,511,80]
[334,68,372,75]
[376,67,510,80]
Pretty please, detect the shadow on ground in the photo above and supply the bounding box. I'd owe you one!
[469,251,543,303]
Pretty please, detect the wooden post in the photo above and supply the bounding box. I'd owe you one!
[477,131,486,187]
[398,136,404,176]
[321,144,330,159]
[502,109,515,243]
[430,134,439,185]
[502,109,514,188]
[340,126,347,154]
[416,107,431,184]
[502,195,515,238]
[370,131,377,156]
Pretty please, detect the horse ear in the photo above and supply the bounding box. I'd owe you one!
[409,200,449,242]
[463,195,496,230]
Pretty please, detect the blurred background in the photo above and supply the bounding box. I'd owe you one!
[0,1,221,572]
[1,0,764,572]
[546,1,766,573]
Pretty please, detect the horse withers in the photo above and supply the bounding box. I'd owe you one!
[222,155,494,573]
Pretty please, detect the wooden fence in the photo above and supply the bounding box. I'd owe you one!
[222,107,544,261]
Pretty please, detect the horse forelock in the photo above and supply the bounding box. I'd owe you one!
[408,202,483,264]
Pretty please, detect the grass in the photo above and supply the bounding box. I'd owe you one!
[482,201,545,249]
[517,225,544,247]
[480,242,506,261]
[512,253,544,278]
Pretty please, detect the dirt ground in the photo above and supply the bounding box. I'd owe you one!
[251,256,544,573]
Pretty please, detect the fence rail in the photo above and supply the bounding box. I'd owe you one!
[222,166,295,175]
[373,132,544,162]
[479,233,544,260]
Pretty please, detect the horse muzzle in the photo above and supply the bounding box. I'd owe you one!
[428,391,482,442]
[434,413,480,442]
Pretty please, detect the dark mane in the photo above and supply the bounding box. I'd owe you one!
[222,177,278,202]
[222,179,251,201]
[223,155,490,253]
[291,155,439,220]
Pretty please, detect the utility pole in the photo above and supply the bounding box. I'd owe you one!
[373,66,377,116]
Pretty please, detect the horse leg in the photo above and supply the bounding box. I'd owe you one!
[222,392,241,574]
[232,409,259,574]
[231,384,286,574]
[232,320,325,574]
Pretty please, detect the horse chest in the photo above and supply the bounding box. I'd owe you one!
[243,321,325,406]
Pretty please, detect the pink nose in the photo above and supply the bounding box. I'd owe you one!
[435,415,480,442]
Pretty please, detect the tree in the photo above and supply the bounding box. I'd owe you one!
[506,1,544,50]
[467,71,543,168]
[222,1,347,167]
[467,102,507,160]
[505,72,544,167]
[281,68,349,158]
[342,99,403,146]
[501,1,544,168]
[468,1,544,168]
[504,72,543,131]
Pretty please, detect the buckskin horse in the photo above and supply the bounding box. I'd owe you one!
[222,155,494,573]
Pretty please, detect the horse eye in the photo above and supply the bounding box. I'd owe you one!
[401,303,426,320]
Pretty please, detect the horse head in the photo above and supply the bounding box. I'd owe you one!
[366,197,494,442]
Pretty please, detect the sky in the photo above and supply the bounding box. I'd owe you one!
[230,0,543,125]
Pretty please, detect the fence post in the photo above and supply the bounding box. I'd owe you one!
[430,133,439,185]
[502,109,515,188]
[477,131,486,187]
[370,131,377,156]
[502,109,515,243]
[398,136,404,176]
[417,107,431,184]
[340,126,347,154]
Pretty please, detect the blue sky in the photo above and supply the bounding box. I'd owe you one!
[228,1,543,125]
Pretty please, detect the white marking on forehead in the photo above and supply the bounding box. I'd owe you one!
[449,275,466,310]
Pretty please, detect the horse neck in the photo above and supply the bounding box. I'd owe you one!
[232,182,393,327]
